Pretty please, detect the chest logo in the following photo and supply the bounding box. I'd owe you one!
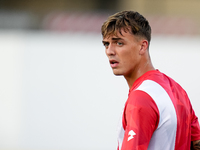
[128,130,136,141]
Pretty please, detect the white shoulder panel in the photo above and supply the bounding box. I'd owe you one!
[136,80,177,150]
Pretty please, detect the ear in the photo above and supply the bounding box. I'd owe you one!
[139,40,148,55]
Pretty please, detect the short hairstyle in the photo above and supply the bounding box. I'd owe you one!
[101,11,151,43]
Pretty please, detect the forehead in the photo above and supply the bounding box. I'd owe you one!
[103,29,135,41]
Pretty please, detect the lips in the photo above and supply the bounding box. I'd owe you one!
[109,59,119,68]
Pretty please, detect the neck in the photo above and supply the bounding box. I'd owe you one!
[125,60,155,89]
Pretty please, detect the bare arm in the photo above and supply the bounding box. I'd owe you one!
[191,140,200,150]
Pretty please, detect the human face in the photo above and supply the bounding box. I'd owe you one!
[102,29,143,78]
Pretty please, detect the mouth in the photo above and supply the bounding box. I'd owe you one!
[109,60,119,68]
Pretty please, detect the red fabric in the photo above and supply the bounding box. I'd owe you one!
[121,90,159,150]
[118,70,200,150]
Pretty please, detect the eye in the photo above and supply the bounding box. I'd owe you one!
[117,42,123,46]
[103,42,109,47]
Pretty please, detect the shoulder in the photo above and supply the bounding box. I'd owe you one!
[127,79,174,116]
[125,89,160,133]
[126,89,159,117]
[128,89,156,107]
[128,79,162,108]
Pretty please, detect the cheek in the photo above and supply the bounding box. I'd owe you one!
[122,53,139,69]
[121,53,134,66]
[123,50,135,61]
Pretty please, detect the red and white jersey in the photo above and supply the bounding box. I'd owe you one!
[118,70,200,150]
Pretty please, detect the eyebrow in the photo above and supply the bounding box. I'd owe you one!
[111,37,123,41]
[102,40,108,44]
[102,37,124,43]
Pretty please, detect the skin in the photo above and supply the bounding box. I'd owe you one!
[192,140,200,150]
[102,28,155,89]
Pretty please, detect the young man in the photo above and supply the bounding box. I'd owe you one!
[101,11,200,150]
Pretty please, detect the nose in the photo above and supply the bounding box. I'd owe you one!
[106,44,115,56]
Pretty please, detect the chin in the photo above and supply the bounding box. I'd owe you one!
[113,71,123,76]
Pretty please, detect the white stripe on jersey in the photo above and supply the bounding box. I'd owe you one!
[136,80,177,150]
[118,109,125,150]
